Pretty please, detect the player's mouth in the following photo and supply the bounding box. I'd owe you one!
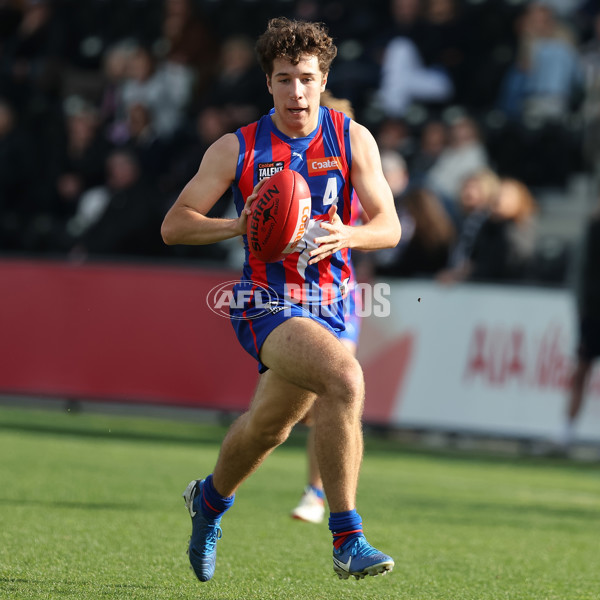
[288,107,307,115]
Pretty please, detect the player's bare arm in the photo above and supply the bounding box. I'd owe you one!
[309,121,401,264]
[162,134,261,246]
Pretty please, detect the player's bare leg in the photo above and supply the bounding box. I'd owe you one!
[292,336,360,523]
[211,370,316,496]
[183,362,316,582]
[259,318,392,578]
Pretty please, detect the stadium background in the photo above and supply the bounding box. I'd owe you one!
[1,0,600,452]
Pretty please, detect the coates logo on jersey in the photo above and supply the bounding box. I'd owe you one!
[206,279,279,319]
[258,161,284,179]
[308,156,341,176]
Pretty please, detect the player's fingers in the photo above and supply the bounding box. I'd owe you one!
[308,247,334,264]
[317,222,335,233]
[327,205,338,222]
[252,176,270,195]
[244,178,270,214]
[242,197,253,215]
[309,240,338,259]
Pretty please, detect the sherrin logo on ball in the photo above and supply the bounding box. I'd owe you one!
[247,169,312,263]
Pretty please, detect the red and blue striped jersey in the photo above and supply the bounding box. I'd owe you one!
[233,106,355,310]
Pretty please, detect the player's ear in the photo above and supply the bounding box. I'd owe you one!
[320,72,328,93]
[266,74,273,95]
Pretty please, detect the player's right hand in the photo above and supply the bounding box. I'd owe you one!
[237,177,270,235]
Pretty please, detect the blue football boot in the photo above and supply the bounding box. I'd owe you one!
[332,535,394,580]
[182,479,222,582]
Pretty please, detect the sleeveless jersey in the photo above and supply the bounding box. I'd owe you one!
[233,106,354,320]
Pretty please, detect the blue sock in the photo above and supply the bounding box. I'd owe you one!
[329,509,363,549]
[309,485,325,500]
[199,474,235,520]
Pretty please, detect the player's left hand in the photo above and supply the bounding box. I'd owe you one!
[308,205,351,265]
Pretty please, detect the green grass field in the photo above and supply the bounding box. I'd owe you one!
[1,405,599,600]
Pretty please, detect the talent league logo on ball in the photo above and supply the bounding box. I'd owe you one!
[206,279,279,319]
[257,161,284,179]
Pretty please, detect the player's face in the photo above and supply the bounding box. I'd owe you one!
[267,55,327,138]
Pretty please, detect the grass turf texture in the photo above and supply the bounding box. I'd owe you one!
[1,406,599,600]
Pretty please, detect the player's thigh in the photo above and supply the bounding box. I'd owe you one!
[259,317,363,396]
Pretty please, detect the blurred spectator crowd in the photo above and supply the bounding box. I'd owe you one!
[0,0,599,285]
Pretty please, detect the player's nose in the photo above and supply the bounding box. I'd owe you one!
[289,78,303,99]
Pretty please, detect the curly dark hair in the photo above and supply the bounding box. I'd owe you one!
[255,17,337,76]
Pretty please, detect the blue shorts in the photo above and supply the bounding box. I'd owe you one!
[231,299,345,373]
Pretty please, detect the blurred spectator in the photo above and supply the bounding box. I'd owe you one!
[119,101,169,183]
[436,168,500,284]
[159,0,220,98]
[0,97,32,251]
[375,33,454,119]
[375,117,415,161]
[497,1,584,123]
[62,0,161,70]
[385,0,426,42]
[48,97,111,219]
[200,34,271,129]
[67,149,164,259]
[409,118,448,184]
[100,40,138,144]
[0,0,66,113]
[118,44,193,140]
[419,0,471,105]
[424,113,489,215]
[373,150,455,278]
[463,177,538,283]
[160,104,231,201]
[367,150,409,274]
[381,149,410,205]
[561,203,600,448]
[377,186,456,278]
[373,0,455,119]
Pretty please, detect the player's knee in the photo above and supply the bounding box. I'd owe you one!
[328,357,364,409]
[247,414,292,449]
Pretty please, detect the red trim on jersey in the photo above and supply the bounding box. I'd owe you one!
[239,122,258,198]
[271,132,290,165]
[283,250,305,302]
[306,126,325,174]
[310,213,334,304]
[340,249,352,285]
[329,110,348,164]
[239,122,269,286]
[329,110,352,226]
